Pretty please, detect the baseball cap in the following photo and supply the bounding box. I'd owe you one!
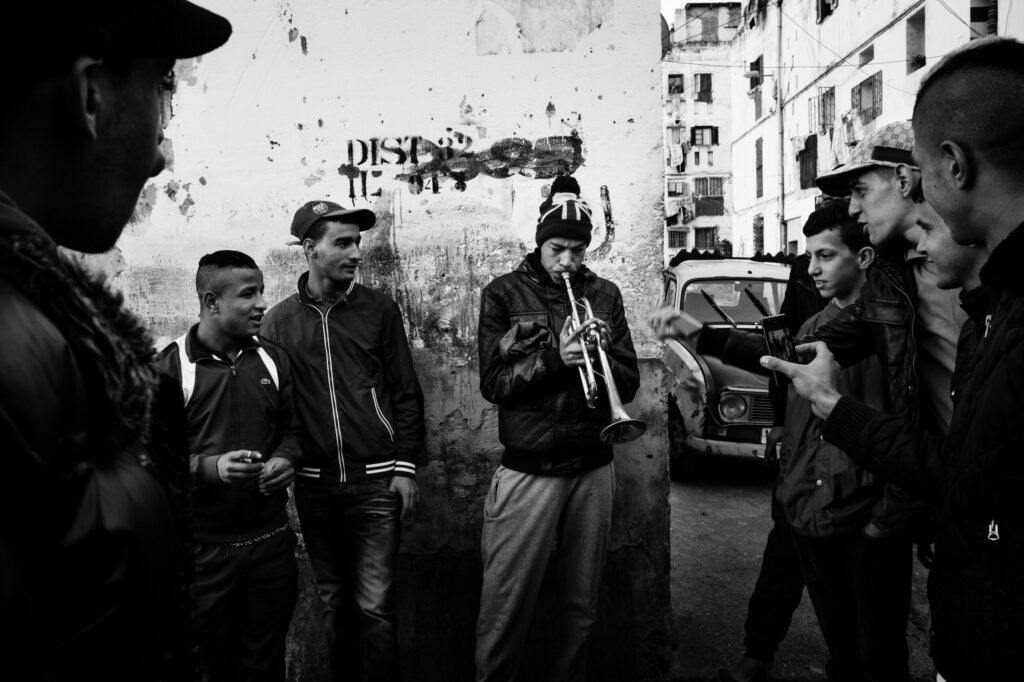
[815,120,917,197]
[290,200,377,244]
[5,1,232,61]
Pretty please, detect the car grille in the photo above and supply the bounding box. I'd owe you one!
[748,394,774,423]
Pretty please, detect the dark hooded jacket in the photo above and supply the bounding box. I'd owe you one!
[478,252,640,474]
[823,222,1024,680]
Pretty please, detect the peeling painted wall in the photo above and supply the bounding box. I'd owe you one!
[108,1,668,679]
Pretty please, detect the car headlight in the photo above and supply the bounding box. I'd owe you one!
[719,394,748,421]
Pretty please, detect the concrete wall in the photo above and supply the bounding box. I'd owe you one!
[102,1,670,680]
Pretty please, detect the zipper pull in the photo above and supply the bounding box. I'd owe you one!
[985,314,992,338]
[988,520,1000,541]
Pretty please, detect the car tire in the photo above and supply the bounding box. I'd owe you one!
[668,397,704,480]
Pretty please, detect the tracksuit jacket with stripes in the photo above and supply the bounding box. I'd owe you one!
[157,325,301,544]
[261,274,425,483]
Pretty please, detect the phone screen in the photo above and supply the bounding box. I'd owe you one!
[761,314,798,364]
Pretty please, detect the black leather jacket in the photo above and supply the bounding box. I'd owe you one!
[824,222,1024,679]
[478,253,640,475]
[813,250,919,423]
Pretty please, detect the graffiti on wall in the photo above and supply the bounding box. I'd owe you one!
[336,129,584,202]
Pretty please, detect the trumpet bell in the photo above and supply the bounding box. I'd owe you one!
[600,418,647,444]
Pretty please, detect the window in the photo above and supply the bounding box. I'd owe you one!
[694,151,701,166]
[749,56,764,121]
[668,74,685,94]
[708,150,714,167]
[700,10,719,41]
[817,0,838,23]
[748,56,763,89]
[667,126,686,171]
[694,177,725,216]
[858,45,874,67]
[691,126,719,146]
[753,214,765,254]
[798,135,818,189]
[907,10,926,73]
[818,86,835,132]
[755,137,764,198]
[694,73,713,103]
[852,72,883,123]
[970,0,997,39]
[695,227,718,251]
[667,179,689,197]
[668,230,688,249]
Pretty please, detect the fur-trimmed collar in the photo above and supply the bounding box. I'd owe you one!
[0,200,157,457]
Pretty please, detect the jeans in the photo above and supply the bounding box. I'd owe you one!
[475,463,615,682]
[296,478,402,682]
[791,528,912,682]
[193,528,299,682]
[742,490,806,662]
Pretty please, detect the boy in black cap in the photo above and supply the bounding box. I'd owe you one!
[262,199,425,682]
[474,176,640,681]
[0,1,231,678]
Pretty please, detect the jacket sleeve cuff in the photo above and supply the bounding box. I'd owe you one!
[394,460,417,478]
[822,396,879,460]
[196,454,222,485]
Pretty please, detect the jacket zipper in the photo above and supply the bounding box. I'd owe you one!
[370,387,395,441]
[890,271,918,422]
[987,519,1014,637]
[305,302,347,482]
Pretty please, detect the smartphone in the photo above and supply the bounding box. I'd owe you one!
[760,314,798,364]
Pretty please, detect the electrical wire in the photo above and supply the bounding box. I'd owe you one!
[770,0,919,96]
[663,55,961,69]
[934,0,985,37]
[665,6,714,39]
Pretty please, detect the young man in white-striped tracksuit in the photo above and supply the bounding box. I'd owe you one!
[158,250,300,682]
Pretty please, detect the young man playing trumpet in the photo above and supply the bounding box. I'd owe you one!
[474,175,641,681]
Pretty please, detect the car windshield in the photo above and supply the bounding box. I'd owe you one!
[681,278,787,325]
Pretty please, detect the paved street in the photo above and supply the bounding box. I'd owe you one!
[669,458,934,682]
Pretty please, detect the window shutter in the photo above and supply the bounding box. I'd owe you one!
[851,83,861,116]
[690,128,697,145]
[712,127,719,145]
[873,72,883,117]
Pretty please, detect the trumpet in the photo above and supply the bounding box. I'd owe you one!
[561,273,647,444]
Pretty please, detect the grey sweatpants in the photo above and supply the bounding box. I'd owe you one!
[474,463,615,682]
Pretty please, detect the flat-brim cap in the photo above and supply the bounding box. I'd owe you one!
[6,1,232,61]
[815,120,917,197]
[290,200,377,244]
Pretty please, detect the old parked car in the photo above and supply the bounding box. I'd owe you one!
[661,254,790,478]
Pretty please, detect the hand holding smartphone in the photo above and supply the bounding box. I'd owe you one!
[760,314,799,366]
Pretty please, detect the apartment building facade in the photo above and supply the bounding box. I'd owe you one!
[663,3,741,260]
[663,0,1019,260]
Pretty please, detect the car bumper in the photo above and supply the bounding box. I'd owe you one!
[685,434,767,459]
